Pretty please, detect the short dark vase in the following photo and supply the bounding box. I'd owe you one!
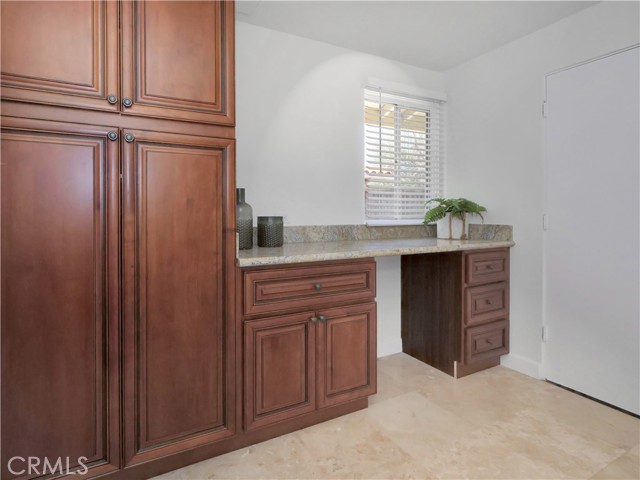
[257,216,284,248]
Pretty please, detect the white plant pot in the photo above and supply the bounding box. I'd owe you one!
[436,214,466,240]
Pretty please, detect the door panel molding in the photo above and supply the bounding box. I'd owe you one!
[121,0,235,125]
[317,303,377,408]
[0,1,119,111]
[122,129,235,466]
[244,312,317,430]
[0,118,121,479]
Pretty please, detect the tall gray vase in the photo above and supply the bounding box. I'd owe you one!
[236,188,253,250]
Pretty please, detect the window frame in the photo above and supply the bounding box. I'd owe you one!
[364,86,446,226]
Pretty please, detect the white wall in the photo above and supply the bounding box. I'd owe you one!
[446,1,640,377]
[237,2,640,373]
[236,21,446,356]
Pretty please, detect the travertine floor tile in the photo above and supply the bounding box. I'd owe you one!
[364,391,479,459]
[154,432,323,479]
[368,368,406,405]
[294,409,430,479]
[425,408,627,479]
[153,354,640,480]
[590,444,640,479]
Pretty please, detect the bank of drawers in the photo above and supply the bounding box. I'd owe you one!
[462,249,509,364]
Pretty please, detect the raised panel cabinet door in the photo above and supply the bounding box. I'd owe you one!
[122,130,236,466]
[0,1,119,111]
[121,0,235,125]
[317,303,377,408]
[244,312,317,430]
[1,118,120,479]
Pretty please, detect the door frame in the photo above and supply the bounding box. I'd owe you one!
[541,44,640,396]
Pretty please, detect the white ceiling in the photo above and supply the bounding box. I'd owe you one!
[236,1,597,71]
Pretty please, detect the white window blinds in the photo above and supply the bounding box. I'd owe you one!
[364,87,445,224]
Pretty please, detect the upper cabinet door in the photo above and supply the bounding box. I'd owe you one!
[0,1,119,111]
[121,0,235,125]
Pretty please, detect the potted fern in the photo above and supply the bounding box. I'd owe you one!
[424,198,487,240]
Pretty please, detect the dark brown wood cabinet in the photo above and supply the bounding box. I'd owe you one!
[1,118,121,479]
[0,1,120,112]
[401,248,510,378]
[241,260,377,431]
[244,312,317,430]
[317,304,377,408]
[1,0,234,125]
[243,260,376,316]
[121,130,236,466]
[121,0,234,124]
[1,3,237,478]
[0,120,237,480]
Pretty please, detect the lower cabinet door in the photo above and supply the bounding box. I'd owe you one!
[317,303,377,408]
[244,312,317,430]
[122,129,235,466]
[1,118,120,479]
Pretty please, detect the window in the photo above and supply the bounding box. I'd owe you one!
[364,87,445,225]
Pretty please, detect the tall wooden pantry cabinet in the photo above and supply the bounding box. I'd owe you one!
[1,1,236,479]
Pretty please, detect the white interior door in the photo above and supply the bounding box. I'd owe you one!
[543,46,639,415]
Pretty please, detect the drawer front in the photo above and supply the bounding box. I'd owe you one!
[465,249,509,285]
[244,260,376,316]
[465,319,509,364]
[464,282,509,326]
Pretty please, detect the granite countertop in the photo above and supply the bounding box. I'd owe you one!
[237,237,515,267]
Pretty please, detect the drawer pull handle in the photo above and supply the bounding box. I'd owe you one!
[310,316,318,324]
[318,315,327,323]
[487,264,495,270]
[486,299,493,305]
[314,283,322,290]
[486,338,493,345]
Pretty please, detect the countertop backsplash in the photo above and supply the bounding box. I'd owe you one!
[247,224,512,245]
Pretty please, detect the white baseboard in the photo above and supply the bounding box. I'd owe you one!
[375,340,543,378]
[500,353,542,379]
[377,338,403,358]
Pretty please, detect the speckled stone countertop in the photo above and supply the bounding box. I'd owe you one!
[237,237,514,267]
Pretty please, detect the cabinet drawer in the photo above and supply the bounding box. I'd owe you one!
[465,249,509,285]
[465,319,509,364]
[243,260,376,316]
[464,282,509,326]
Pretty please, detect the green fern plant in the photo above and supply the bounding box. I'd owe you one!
[423,198,487,240]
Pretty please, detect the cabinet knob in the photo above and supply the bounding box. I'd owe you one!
[487,264,495,270]
[318,315,327,323]
[486,338,493,345]
[107,94,118,105]
[107,131,118,141]
[486,299,493,305]
[314,283,322,290]
[124,133,135,143]
[310,316,318,324]
[122,97,133,108]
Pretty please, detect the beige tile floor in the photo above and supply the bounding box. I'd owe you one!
[155,353,640,480]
